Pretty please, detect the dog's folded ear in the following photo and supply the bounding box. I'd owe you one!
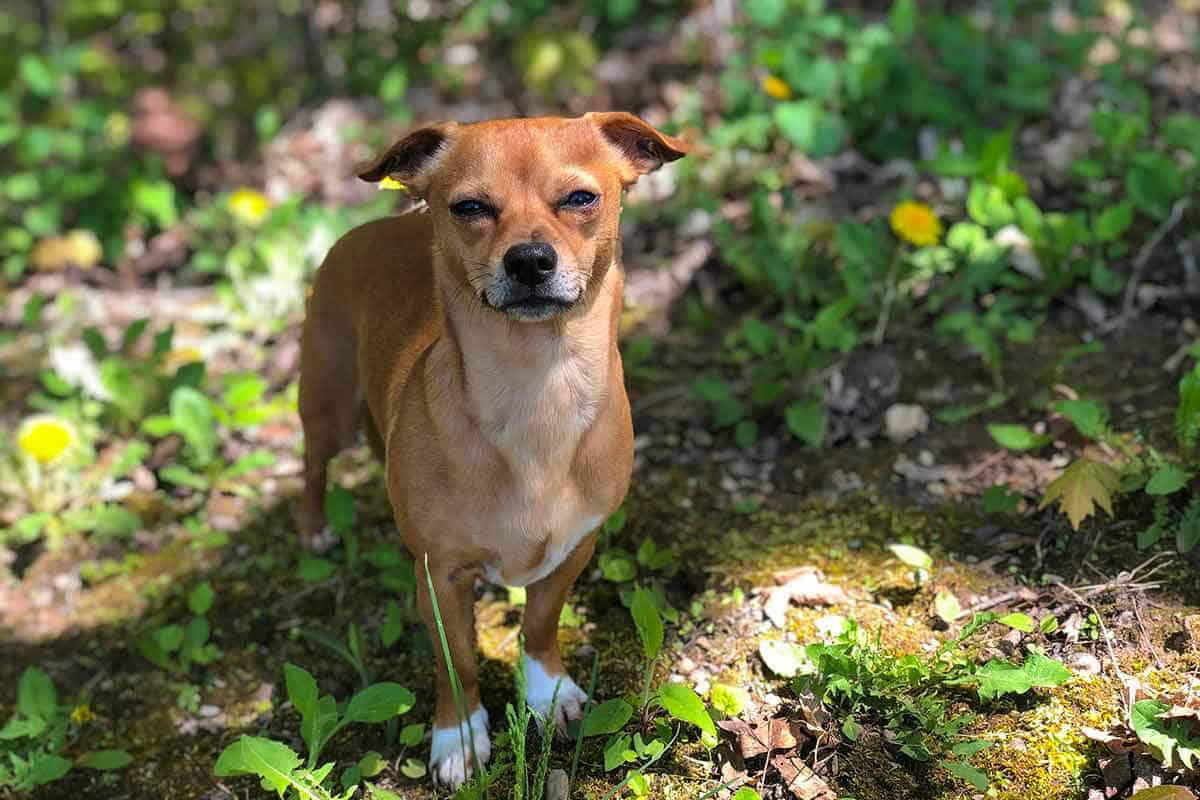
[356,123,458,194]
[587,112,688,183]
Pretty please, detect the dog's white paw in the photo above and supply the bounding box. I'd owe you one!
[523,655,588,736]
[430,706,491,788]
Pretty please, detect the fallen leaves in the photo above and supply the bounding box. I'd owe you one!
[716,698,837,800]
[760,566,848,628]
[29,230,104,271]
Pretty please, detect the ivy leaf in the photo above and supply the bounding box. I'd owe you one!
[1040,458,1122,530]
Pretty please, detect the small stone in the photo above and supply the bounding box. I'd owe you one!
[546,769,569,800]
[762,693,782,707]
[677,656,697,673]
[198,704,221,718]
[883,404,930,443]
[1068,652,1102,675]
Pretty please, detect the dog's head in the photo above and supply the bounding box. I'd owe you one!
[358,113,687,322]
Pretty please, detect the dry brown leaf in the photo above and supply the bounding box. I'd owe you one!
[718,716,807,760]
[794,690,832,734]
[761,567,848,628]
[771,753,837,800]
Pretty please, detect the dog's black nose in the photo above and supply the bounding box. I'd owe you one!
[503,242,557,287]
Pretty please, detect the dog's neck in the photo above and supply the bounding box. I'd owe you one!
[426,260,619,463]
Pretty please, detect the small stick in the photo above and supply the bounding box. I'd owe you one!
[1111,198,1191,328]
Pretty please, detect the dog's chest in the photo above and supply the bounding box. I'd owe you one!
[474,352,608,586]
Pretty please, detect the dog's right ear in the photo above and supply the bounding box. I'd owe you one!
[356,123,458,195]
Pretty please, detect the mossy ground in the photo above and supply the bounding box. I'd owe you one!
[3,450,1196,799]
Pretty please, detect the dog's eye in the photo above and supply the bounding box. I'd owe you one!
[561,190,598,208]
[450,199,489,218]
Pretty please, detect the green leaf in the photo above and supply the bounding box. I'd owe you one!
[784,401,827,448]
[733,788,764,800]
[940,759,989,791]
[188,582,215,615]
[284,663,319,724]
[758,639,807,678]
[17,667,57,721]
[325,485,356,535]
[1054,399,1109,440]
[29,754,73,786]
[987,423,1051,451]
[19,54,58,97]
[658,683,716,738]
[630,586,664,662]
[967,182,1015,227]
[997,613,1035,633]
[841,716,863,741]
[709,683,748,717]
[887,543,932,572]
[1021,648,1071,688]
[974,662,1032,700]
[399,723,425,747]
[1146,465,1191,496]
[745,0,785,27]
[773,101,847,157]
[345,683,416,723]
[76,749,132,770]
[170,386,217,465]
[604,733,633,771]
[981,484,1021,513]
[214,735,303,797]
[399,758,427,779]
[582,698,634,737]
[599,550,637,582]
[889,0,916,40]
[381,599,404,649]
[934,591,962,624]
[297,555,337,583]
[1094,201,1134,243]
[1040,457,1122,530]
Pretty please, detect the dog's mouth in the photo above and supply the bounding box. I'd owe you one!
[482,290,581,321]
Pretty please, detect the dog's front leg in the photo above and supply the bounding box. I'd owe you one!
[520,532,596,735]
[417,560,490,788]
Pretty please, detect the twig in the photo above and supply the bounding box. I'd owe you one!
[1052,580,1129,702]
[1109,198,1191,330]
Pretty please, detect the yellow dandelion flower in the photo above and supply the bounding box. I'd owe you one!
[16,416,76,465]
[227,188,272,226]
[70,704,94,725]
[761,75,792,100]
[378,176,406,191]
[889,201,943,247]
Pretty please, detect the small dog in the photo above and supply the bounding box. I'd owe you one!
[297,113,686,787]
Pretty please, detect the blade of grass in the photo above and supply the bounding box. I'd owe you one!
[567,651,600,796]
[424,553,485,793]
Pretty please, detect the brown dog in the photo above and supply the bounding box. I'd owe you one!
[296,113,686,787]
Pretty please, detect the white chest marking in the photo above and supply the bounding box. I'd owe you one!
[485,513,603,588]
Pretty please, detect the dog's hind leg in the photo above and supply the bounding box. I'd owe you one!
[296,307,361,552]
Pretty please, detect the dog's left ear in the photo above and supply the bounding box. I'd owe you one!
[356,122,459,195]
[587,112,688,184]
